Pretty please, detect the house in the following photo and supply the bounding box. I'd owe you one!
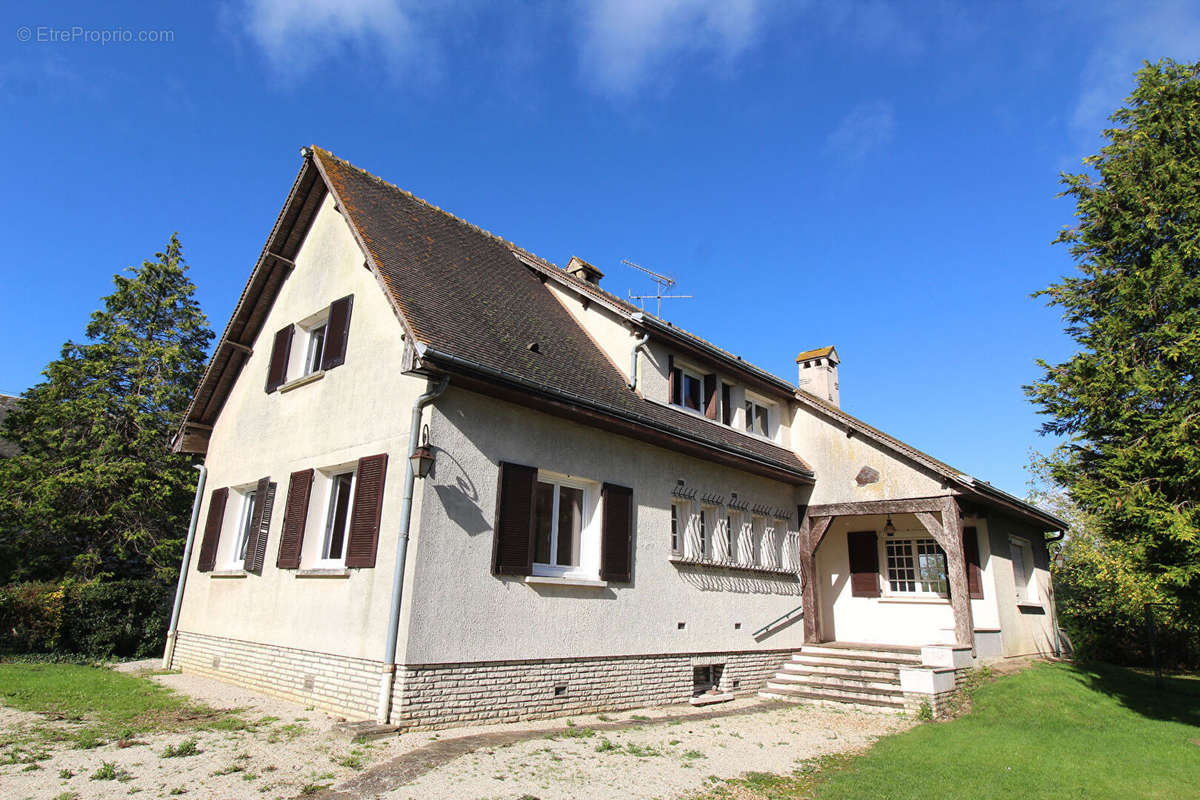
[163,147,1065,727]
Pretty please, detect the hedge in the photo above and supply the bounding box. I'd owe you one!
[0,579,172,659]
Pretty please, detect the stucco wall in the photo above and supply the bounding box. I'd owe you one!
[401,386,809,665]
[176,193,428,661]
[791,404,947,505]
[986,513,1059,657]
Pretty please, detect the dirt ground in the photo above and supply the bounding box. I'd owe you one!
[0,663,912,800]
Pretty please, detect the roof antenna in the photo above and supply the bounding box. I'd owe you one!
[622,259,692,318]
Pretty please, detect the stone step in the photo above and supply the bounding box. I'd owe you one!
[759,687,905,712]
[766,678,904,701]
[799,645,921,664]
[808,641,922,655]
[769,671,899,691]
[785,658,903,676]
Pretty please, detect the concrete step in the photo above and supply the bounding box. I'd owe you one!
[766,679,904,701]
[799,645,921,664]
[759,687,905,712]
[772,670,900,690]
[784,659,903,677]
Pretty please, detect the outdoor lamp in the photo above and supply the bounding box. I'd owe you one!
[883,517,896,536]
[410,424,435,479]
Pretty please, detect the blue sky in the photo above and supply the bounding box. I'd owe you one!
[2,1,1198,496]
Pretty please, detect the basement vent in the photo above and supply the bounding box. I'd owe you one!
[554,684,567,697]
[303,674,315,692]
[677,621,686,630]
[211,655,220,670]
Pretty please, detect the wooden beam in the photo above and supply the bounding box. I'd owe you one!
[807,516,834,555]
[808,497,952,517]
[222,340,252,355]
[914,499,974,651]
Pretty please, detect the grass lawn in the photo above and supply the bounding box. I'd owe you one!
[0,661,243,754]
[695,661,1200,800]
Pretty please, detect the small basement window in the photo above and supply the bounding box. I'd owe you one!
[693,665,724,697]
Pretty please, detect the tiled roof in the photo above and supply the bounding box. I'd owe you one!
[312,148,813,481]
[796,346,837,362]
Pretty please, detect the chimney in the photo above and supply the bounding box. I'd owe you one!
[565,256,604,286]
[796,347,840,406]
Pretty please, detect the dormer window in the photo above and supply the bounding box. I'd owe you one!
[745,400,769,436]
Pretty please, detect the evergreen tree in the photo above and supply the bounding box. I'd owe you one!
[1027,59,1200,623]
[0,235,213,583]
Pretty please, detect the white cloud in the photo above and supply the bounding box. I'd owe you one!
[1070,0,1200,148]
[826,100,896,162]
[574,0,769,96]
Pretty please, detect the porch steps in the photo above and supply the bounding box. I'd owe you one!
[759,642,919,712]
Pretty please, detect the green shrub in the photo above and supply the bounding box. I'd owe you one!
[0,578,172,659]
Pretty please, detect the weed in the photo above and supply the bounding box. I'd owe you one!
[624,742,663,758]
[161,737,201,758]
[59,767,75,779]
[554,726,595,739]
[72,729,105,749]
[669,739,681,745]
[168,787,186,795]
[682,749,706,760]
[299,784,330,796]
[90,761,131,781]
[915,701,933,722]
[22,761,42,771]
[631,714,650,721]
[53,793,79,800]
[596,714,614,721]
[335,750,367,770]
[595,738,619,752]
[212,763,245,776]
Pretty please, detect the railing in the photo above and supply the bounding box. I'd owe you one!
[752,603,803,639]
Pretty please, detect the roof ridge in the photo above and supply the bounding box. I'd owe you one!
[312,146,560,271]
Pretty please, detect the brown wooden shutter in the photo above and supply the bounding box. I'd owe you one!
[963,526,984,599]
[600,483,634,583]
[321,294,354,370]
[667,355,680,405]
[196,487,228,573]
[276,469,313,569]
[345,453,387,568]
[492,461,537,576]
[265,326,293,392]
[703,374,718,419]
[243,477,276,575]
[847,530,880,597]
[721,383,732,425]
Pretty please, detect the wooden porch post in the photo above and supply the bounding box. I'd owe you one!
[915,497,974,651]
[799,515,832,643]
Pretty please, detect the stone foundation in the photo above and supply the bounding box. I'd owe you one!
[392,649,793,729]
[170,631,382,719]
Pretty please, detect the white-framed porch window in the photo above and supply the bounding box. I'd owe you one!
[318,469,356,566]
[670,502,685,555]
[1010,537,1038,603]
[533,471,600,578]
[884,537,949,596]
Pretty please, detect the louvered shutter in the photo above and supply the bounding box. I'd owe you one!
[243,477,276,575]
[600,483,634,583]
[276,469,313,569]
[848,530,880,597]
[703,374,718,419]
[668,355,680,405]
[265,326,293,392]
[321,295,354,370]
[196,487,228,573]
[345,453,387,568]
[721,383,732,425]
[492,461,537,576]
[963,526,984,599]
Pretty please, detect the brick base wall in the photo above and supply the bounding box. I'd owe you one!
[392,649,793,729]
[171,631,382,719]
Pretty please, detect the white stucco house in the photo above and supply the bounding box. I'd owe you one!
[164,146,1065,727]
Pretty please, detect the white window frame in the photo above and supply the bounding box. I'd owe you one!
[882,535,950,598]
[690,505,715,560]
[743,391,775,440]
[229,487,257,570]
[671,362,706,415]
[723,511,739,562]
[532,471,600,579]
[303,321,328,375]
[670,502,685,556]
[750,515,766,566]
[1010,537,1038,603]
[290,308,331,379]
[316,467,356,568]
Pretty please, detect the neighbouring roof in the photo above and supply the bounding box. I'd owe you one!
[176,148,814,483]
[0,394,19,457]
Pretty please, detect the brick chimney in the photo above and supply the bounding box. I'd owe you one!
[796,347,840,406]
[565,256,604,286]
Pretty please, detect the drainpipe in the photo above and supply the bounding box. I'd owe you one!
[628,332,651,389]
[376,375,450,724]
[162,464,207,670]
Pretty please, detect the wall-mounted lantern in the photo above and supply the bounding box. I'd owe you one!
[410,424,435,479]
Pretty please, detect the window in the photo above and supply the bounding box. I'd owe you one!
[321,471,355,563]
[751,515,765,565]
[303,322,327,375]
[745,400,769,436]
[232,490,257,569]
[696,507,710,559]
[725,512,737,562]
[1011,538,1038,603]
[670,503,684,554]
[885,538,948,595]
[532,473,597,577]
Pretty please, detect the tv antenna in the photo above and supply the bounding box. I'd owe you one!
[623,259,692,317]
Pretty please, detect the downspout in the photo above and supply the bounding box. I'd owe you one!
[376,375,450,724]
[1046,528,1066,657]
[162,463,207,669]
[628,332,651,390]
